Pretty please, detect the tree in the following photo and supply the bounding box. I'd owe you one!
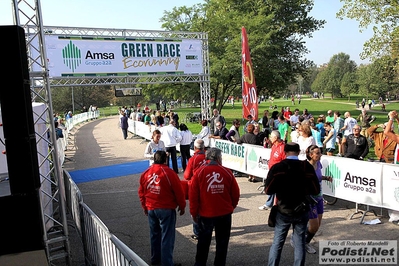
[357,57,399,100]
[337,1,399,64]
[340,72,358,101]
[160,0,325,111]
[312,53,357,99]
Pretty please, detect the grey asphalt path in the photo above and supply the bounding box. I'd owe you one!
[63,116,399,266]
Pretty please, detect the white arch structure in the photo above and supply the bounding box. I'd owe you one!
[10,0,211,265]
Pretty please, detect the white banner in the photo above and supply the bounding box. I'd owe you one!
[35,35,203,77]
[214,140,246,172]
[321,156,383,207]
[381,164,399,211]
[245,144,270,178]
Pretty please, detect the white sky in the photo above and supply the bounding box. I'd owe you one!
[0,0,373,65]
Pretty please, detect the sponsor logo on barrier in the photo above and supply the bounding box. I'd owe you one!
[324,160,341,192]
[247,148,268,170]
[319,240,397,264]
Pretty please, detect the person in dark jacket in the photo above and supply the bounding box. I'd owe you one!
[236,124,258,182]
[265,142,320,266]
[236,124,257,145]
[120,112,129,139]
[342,125,369,160]
[209,121,229,140]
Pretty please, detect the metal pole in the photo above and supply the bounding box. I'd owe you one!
[72,87,75,114]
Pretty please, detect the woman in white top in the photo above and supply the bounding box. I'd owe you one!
[290,122,301,143]
[297,123,316,160]
[144,129,165,166]
[196,119,210,148]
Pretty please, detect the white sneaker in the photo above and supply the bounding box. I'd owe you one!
[258,205,269,210]
[305,243,316,254]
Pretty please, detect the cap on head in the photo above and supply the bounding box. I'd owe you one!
[284,142,300,153]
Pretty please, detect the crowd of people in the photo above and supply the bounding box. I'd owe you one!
[132,101,399,265]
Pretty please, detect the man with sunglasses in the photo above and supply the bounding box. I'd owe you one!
[209,122,228,140]
[342,125,369,160]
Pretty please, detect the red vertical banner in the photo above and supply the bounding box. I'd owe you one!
[241,27,258,120]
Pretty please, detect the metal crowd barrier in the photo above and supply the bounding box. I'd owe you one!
[60,111,148,266]
[63,170,148,266]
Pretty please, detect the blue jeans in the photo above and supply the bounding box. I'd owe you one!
[268,211,309,266]
[266,194,275,207]
[195,213,232,266]
[148,209,177,266]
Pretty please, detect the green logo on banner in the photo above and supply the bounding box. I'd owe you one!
[247,148,258,170]
[62,40,82,72]
[324,160,341,193]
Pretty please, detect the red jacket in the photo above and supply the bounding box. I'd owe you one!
[138,164,186,211]
[183,150,206,181]
[189,161,240,218]
[268,140,286,169]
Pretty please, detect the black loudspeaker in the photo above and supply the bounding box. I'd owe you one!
[0,192,45,254]
[0,25,41,194]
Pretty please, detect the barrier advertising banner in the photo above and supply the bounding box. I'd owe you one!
[321,156,383,207]
[36,35,203,77]
[381,164,399,211]
[214,140,246,172]
[245,144,270,178]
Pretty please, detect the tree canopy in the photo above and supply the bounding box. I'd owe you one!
[159,0,325,110]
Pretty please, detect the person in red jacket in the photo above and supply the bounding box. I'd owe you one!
[259,130,286,210]
[189,147,240,266]
[184,139,207,182]
[183,139,207,240]
[138,150,186,266]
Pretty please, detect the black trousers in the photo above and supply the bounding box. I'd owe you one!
[195,213,232,266]
[165,146,178,173]
[179,144,191,171]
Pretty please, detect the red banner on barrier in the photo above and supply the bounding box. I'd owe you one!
[241,27,258,120]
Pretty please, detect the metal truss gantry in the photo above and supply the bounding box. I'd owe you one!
[12,0,72,265]
[12,1,210,265]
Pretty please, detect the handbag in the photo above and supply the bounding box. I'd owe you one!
[268,205,278,227]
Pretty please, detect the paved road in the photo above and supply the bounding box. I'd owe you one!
[63,116,399,266]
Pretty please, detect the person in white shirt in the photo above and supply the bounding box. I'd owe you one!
[341,112,357,137]
[144,130,165,166]
[179,123,193,171]
[290,122,301,143]
[289,109,300,131]
[160,120,182,173]
[196,120,210,148]
[297,123,316,160]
